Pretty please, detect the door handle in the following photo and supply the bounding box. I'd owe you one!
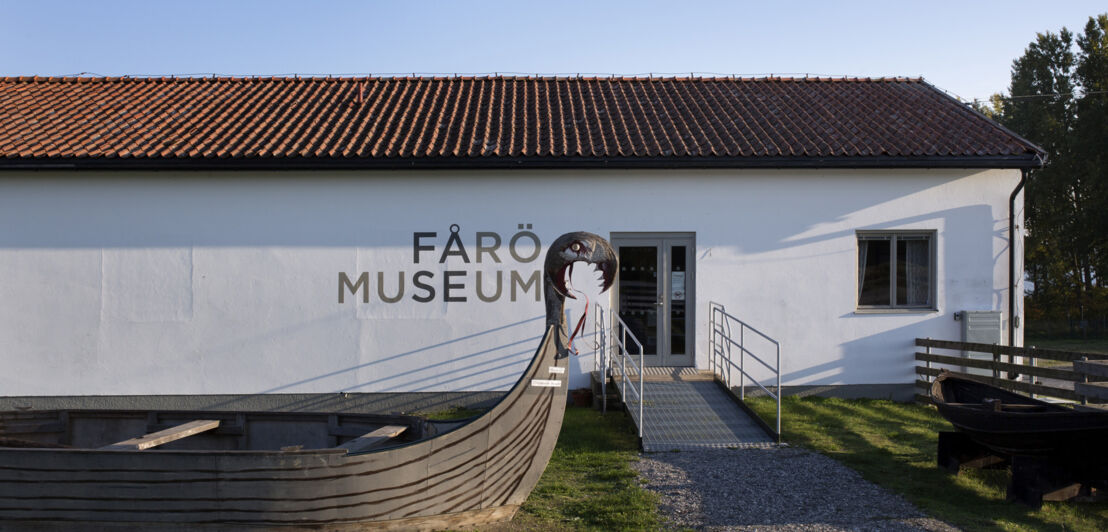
[656,296,665,307]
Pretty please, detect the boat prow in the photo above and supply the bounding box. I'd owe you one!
[0,230,619,530]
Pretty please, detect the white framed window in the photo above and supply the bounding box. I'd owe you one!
[857,231,935,309]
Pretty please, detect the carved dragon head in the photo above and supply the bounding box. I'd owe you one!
[543,232,618,357]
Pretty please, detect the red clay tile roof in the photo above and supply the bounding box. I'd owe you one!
[0,76,1044,169]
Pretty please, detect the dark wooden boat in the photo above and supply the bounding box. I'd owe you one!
[930,372,1108,458]
[0,232,617,530]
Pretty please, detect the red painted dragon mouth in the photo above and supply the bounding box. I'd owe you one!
[555,259,615,299]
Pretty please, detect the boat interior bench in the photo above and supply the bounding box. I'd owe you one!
[0,409,427,451]
[100,419,221,450]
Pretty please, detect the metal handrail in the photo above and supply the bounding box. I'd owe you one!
[709,301,781,441]
[593,302,609,413]
[717,335,777,373]
[611,312,645,438]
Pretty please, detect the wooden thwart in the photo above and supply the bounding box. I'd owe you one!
[337,425,407,454]
[100,420,220,451]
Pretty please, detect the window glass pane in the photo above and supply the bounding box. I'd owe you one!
[896,241,906,304]
[618,246,658,355]
[899,238,930,305]
[670,246,686,355]
[858,239,890,306]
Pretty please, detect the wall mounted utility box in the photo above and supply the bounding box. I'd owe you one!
[962,311,1004,345]
[960,311,1004,373]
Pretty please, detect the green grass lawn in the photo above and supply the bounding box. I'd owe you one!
[512,407,661,531]
[747,396,1108,532]
[424,405,660,531]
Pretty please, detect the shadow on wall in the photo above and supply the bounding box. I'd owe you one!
[264,316,544,394]
[199,315,604,409]
[710,195,1000,391]
[774,317,962,398]
[691,171,969,254]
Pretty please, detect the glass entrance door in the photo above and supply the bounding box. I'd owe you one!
[612,234,694,367]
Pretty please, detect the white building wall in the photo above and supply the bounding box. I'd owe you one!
[0,168,1022,396]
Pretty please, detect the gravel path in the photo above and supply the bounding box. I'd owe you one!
[632,447,960,531]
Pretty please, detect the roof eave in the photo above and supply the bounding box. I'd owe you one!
[0,154,1045,171]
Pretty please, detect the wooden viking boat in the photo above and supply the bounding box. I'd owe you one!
[0,232,617,530]
[931,371,1108,458]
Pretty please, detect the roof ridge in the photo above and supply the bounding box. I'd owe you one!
[0,75,927,84]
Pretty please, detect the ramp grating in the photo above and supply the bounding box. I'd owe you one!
[625,380,775,452]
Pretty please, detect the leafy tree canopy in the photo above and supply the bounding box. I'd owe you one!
[986,14,1108,336]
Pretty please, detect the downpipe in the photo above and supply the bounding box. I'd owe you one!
[1009,169,1028,348]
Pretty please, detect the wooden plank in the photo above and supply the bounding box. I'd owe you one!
[1073,359,1108,379]
[915,352,1077,381]
[1073,403,1108,412]
[1075,382,1108,402]
[0,420,66,434]
[328,424,392,438]
[145,422,244,436]
[99,419,220,451]
[915,367,1079,401]
[916,338,1108,362]
[337,425,407,454]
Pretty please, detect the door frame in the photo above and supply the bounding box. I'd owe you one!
[610,232,696,367]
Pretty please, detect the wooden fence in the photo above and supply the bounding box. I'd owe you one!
[914,338,1108,403]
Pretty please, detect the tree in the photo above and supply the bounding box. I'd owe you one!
[1074,15,1108,279]
[998,15,1108,336]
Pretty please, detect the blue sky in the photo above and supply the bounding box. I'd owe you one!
[2,1,1104,103]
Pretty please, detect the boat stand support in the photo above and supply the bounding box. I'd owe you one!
[938,431,1097,508]
[1008,455,1092,508]
[937,431,1007,473]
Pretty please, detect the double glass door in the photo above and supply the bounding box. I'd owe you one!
[612,234,694,367]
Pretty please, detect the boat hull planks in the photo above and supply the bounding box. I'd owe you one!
[931,372,1108,458]
[0,328,567,529]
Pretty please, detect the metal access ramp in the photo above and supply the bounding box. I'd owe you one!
[627,378,775,451]
[596,303,782,452]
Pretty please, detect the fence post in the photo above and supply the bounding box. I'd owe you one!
[925,338,932,383]
[992,344,1000,381]
[1029,345,1036,399]
[1081,356,1089,406]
